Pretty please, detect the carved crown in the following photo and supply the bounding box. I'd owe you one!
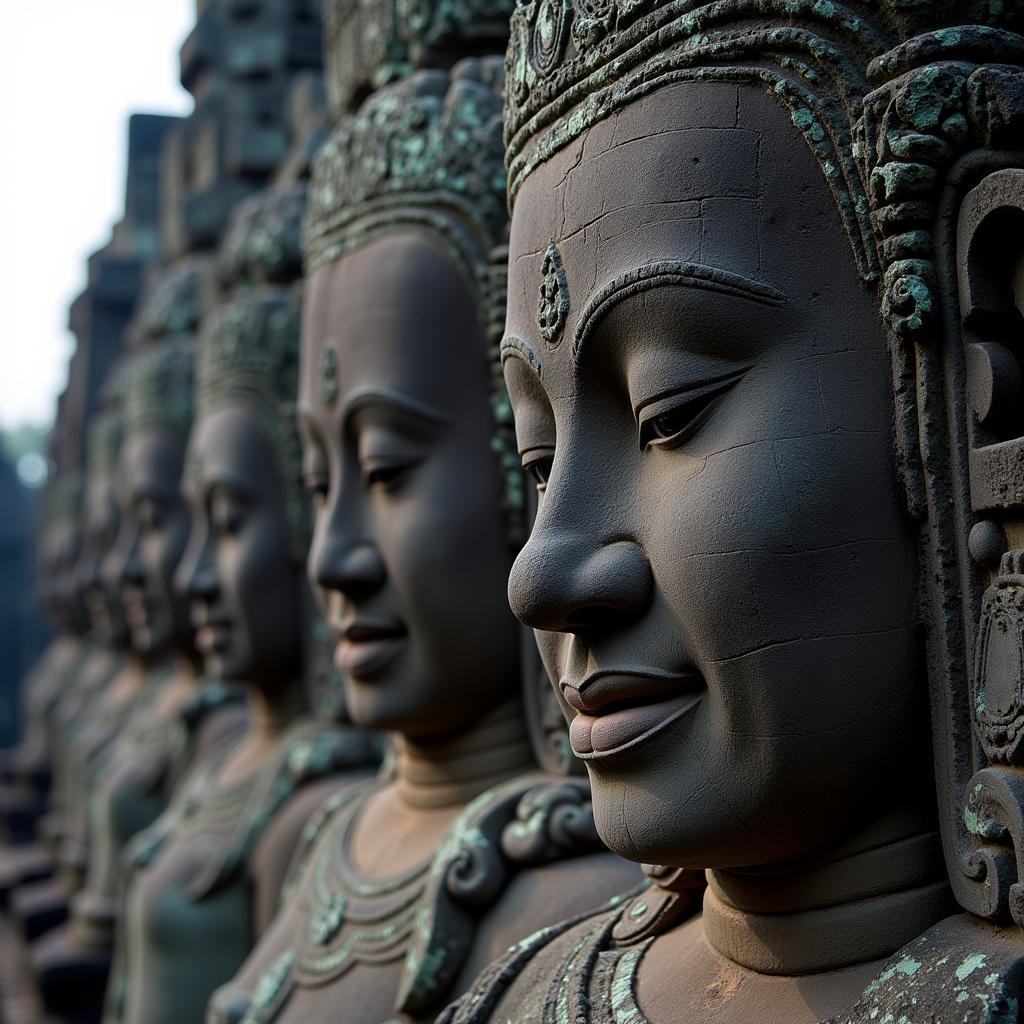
[324,0,514,117]
[217,183,307,290]
[123,338,196,443]
[197,289,301,420]
[86,409,123,477]
[304,57,507,278]
[131,258,206,345]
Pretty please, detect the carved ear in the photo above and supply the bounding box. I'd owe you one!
[953,166,1024,927]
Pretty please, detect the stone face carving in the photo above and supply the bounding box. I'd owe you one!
[78,407,129,654]
[437,1,1024,1022]
[203,59,640,1024]
[33,390,145,902]
[116,336,198,661]
[0,491,87,844]
[102,179,379,1024]
[27,334,227,1024]
[0,113,180,929]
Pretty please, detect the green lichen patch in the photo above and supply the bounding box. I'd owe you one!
[826,919,1024,1024]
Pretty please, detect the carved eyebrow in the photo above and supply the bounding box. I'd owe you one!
[499,336,542,380]
[572,261,787,363]
[339,386,451,430]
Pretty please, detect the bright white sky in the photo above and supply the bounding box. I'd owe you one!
[0,1,195,432]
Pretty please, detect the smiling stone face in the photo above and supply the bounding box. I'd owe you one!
[179,406,305,689]
[299,232,521,741]
[503,79,925,869]
[111,431,193,658]
[78,469,128,647]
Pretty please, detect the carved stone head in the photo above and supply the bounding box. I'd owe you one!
[501,0,1024,924]
[175,186,309,694]
[76,404,128,648]
[108,337,197,660]
[39,473,87,635]
[300,60,526,741]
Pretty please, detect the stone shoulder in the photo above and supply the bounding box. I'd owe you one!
[825,913,1024,1024]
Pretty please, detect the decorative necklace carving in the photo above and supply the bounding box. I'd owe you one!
[125,719,378,897]
[225,775,610,1024]
[437,881,691,1024]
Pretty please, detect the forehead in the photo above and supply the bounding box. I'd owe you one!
[123,431,185,494]
[193,405,276,483]
[301,232,483,411]
[507,79,851,350]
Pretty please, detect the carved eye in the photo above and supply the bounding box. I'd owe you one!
[647,404,698,441]
[638,373,745,451]
[362,461,412,490]
[523,453,553,492]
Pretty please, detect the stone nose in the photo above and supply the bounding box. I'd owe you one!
[179,530,218,602]
[508,533,653,636]
[310,529,386,602]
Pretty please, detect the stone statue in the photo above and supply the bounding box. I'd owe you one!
[29,278,249,1023]
[3,108,183,931]
[0,478,87,837]
[101,180,380,1024]
[47,395,146,887]
[0,475,93,902]
[8,401,147,948]
[439,1,1024,1022]
[205,59,640,1024]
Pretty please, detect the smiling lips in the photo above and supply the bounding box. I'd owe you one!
[561,671,704,760]
[334,619,407,679]
[191,607,232,656]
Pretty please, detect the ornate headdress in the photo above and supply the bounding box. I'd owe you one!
[198,185,308,555]
[130,258,206,346]
[123,338,196,445]
[324,0,515,117]
[86,361,130,478]
[38,472,84,536]
[305,58,525,539]
[86,410,124,479]
[503,0,1024,926]
[217,184,306,289]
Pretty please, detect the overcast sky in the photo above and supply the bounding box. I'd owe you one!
[0,1,195,432]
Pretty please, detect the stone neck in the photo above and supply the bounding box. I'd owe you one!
[395,699,535,810]
[245,678,306,741]
[702,816,954,975]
